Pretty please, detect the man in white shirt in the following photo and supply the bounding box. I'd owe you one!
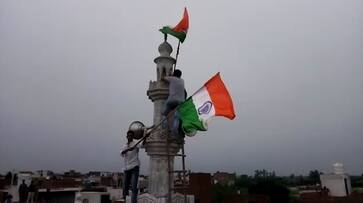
[121,131,141,203]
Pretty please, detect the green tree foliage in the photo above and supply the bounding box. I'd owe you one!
[235,174,250,187]
[212,170,290,203]
[212,183,236,203]
[249,169,290,203]
[211,169,329,203]
[308,170,322,185]
[234,174,251,196]
[351,175,363,187]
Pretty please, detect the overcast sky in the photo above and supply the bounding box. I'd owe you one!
[1,0,362,176]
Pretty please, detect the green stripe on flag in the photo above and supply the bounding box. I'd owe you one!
[177,98,206,133]
[159,26,187,43]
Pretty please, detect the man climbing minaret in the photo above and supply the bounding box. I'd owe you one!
[162,69,186,135]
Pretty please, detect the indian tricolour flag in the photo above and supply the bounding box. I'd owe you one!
[159,7,189,43]
[177,73,236,134]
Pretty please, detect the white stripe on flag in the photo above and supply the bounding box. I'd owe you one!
[191,87,216,128]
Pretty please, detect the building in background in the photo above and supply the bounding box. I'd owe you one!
[320,163,352,197]
[213,171,236,186]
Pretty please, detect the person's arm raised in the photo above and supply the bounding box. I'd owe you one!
[121,146,134,155]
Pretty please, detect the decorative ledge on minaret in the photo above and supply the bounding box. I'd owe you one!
[147,81,169,102]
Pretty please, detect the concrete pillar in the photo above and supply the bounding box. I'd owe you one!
[145,41,183,199]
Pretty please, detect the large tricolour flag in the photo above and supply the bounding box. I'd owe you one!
[177,73,236,134]
[159,7,189,43]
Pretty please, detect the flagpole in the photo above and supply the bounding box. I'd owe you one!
[173,40,181,72]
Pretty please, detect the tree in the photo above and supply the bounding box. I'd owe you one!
[235,175,250,188]
[249,181,290,203]
[211,183,236,203]
[234,175,251,196]
[249,170,290,203]
[308,170,322,185]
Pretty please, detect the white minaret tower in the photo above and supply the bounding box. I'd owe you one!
[320,163,352,197]
[142,40,184,202]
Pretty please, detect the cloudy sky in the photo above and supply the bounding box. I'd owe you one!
[1,0,362,176]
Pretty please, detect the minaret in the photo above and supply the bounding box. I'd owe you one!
[145,41,183,198]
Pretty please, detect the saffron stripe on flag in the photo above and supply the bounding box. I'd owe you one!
[205,73,235,119]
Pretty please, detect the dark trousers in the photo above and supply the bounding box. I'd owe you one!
[19,194,27,203]
[123,166,139,203]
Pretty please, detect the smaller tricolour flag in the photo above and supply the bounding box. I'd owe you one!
[159,7,189,43]
[177,73,236,134]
